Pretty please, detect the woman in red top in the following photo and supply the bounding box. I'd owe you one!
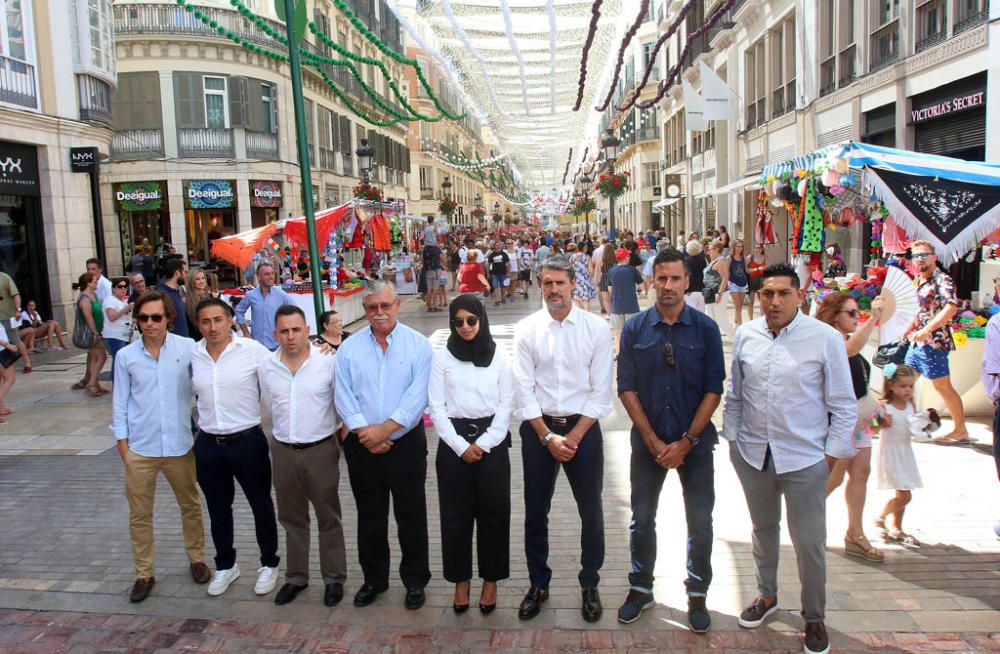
[458,250,489,294]
[746,244,767,320]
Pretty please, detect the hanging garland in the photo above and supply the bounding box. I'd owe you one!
[595,0,650,112]
[573,0,604,111]
[561,147,573,185]
[439,0,505,120]
[546,0,558,113]
[499,0,531,115]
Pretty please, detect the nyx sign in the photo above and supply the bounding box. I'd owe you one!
[70,147,99,172]
[0,141,39,196]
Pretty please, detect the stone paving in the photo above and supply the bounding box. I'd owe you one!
[0,291,997,652]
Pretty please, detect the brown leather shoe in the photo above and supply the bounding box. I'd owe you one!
[129,577,155,603]
[190,561,211,584]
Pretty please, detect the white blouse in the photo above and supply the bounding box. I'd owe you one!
[428,347,514,456]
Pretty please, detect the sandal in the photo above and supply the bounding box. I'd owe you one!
[71,381,87,390]
[845,533,885,562]
[22,366,31,374]
[885,530,921,548]
[84,385,104,398]
[874,517,887,535]
[0,408,14,416]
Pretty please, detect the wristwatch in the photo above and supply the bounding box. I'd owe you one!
[540,432,555,445]
[682,431,700,447]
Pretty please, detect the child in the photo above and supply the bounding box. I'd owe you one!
[874,363,923,547]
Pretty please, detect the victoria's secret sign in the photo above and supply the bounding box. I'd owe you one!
[910,90,985,124]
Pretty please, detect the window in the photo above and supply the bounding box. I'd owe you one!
[203,76,228,128]
[876,0,899,26]
[87,0,114,72]
[5,0,27,61]
[770,17,795,119]
[644,162,659,188]
[954,0,987,33]
[744,41,766,128]
[869,0,899,71]
[916,0,947,51]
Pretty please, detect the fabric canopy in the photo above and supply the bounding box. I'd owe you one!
[282,203,352,249]
[210,223,278,270]
[863,167,1000,262]
[843,141,1000,185]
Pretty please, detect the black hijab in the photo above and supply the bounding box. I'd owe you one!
[446,294,496,367]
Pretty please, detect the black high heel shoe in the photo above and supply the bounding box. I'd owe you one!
[453,581,470,614]
[479,582,496,615]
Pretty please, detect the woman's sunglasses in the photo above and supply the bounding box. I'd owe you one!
[114,283,128,289]
[451,316,479,328]
[840,309,859,318]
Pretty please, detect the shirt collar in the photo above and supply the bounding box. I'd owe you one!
[195,332,241,356]
[769,309,805,338]
[547,304,578,325]
[140,333,173,357]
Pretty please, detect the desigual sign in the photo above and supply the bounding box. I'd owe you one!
[251,180,282,208]
[910,90,985,124]
[186,180,234,209]
[114,182,163,211]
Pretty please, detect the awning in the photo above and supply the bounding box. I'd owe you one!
[653,197,680,209]
[711,177,761,196]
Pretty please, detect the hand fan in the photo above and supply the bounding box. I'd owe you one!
[878,266,918,345]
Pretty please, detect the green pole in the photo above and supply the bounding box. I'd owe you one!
[282,0,325,324]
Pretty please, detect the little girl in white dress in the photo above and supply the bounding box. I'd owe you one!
[874,363,923,547]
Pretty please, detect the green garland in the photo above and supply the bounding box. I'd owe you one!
[306,63,401,127]
[298,48,414,123]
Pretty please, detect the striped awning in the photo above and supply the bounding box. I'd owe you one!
[760,144,845,180]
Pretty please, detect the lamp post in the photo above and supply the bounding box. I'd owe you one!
[474,192,482,229]
[601,127,622,241]
[441,175,453,225]
[356,138,375,185]
[579,171,593,235]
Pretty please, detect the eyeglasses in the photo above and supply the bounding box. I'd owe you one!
[363,302,395,313]
[912,253,933,260]
[840,308,859,318]
[114,284,128,289]
[136,313,164,323]
[451,316,479,328]
[660,342,675,369]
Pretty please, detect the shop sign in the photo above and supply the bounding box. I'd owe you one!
[70,147,98,172]
[251,180,282,208]
[114,181,163,212]
[910,90,985,124]
[0,141,39,196]
[187,180,234,209]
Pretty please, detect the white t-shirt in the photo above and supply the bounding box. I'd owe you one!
[505,249,520,273]
[102,294,133,341]
[423,224,438,246]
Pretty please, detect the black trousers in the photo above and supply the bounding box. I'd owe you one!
[436,440,511,583]
[193,426,280,571]
[343,425,430,589]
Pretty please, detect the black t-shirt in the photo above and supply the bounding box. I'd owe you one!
[685,253,708,293]
[424,245,442,271]
[487,251,510,277]
[849,353,870,400]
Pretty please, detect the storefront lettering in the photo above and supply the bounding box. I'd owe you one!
[116,190,161,202]
[188,186,234,200]
[186,180,234,209]
[0,157,23,174]
[253,187,281,200]
[114,182,164,211]
[910,91,985,123]
[0,142,40,196]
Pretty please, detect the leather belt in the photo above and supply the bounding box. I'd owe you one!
[450,416,494,443]
[275,435,332,450]
[543,414,582,429]
[198,425,261,445]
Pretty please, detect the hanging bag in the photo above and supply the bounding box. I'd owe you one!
[72,297,97,350]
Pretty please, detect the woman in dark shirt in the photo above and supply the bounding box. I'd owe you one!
[315,309,350,350]
[684,239,708,312]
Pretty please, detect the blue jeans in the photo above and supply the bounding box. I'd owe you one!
[628,439,714,596]
[521,420,604,589]
[105,338,128,384]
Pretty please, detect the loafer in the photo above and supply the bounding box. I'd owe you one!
[517,586,549,620]
[581,587,602,623]
[617,589,654,624]
[353,583,387,607]
[129,577,155,603]
[738,596,778,629]
[274,582,307,605]
[324,582,344,607]
[189,561,211,585]
[687,595,711,633]
[404,587,425,610]
[804,621,830,654]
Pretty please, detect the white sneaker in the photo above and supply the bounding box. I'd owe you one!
[254,566,279,595]
[207,564,240,596]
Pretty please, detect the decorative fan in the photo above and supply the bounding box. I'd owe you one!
[878,266,919,344]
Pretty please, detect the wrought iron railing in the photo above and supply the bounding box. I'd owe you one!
[915,30,946,52]
[0,53,37,109]
[178,128,234,158]
[111,129,164,160]
[114,3,286,52]
[953,9,988,34]
[78,74,113,126]
[245,130,278,159]
[869,23,900,72]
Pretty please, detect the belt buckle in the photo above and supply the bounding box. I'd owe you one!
[550,416,567,426]
[214,436,229,445]
[466,423,481,437]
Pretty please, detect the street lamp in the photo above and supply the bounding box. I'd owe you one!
[579,172,594,234]
[356,138,375,184]
[601,127,622,240]
[441,175,452,198]
[474,193,482,228]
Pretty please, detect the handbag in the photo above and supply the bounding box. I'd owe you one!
[872,340,909,368]
[702,285,719,305]
[0,348,20,369]
[71,299,98,349]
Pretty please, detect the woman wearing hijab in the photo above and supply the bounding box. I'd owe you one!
[427,294,513,616]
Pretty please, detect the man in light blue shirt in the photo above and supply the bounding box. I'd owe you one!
[335,281,433,610]
[112,290,208,603]
[235,262,293,350]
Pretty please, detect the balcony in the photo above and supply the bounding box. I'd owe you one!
[706,13,736,47]
[771,89,787,119]
[78,74,113,126]
[0,53,37,110]
[745,99,765,130]
[954,9,988,35]
[178,128,234,158]
[869,23,900,72]
[915,30,946,52]
[111,129,164,161]
[819,58,836,97]
[113,3,286,52]
[245,130,278,159]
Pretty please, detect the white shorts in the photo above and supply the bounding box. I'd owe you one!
[609,312,637,329]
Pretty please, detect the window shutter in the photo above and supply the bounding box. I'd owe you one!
[318,107,330,151]
[330,111,340,150]
[136,73,162,129]
[339,115,353,153]
[229,76,246,128]
[173,72,205,128]
[305,99,314,146]
[111,73,134,130]
[403,145,410,171]
[246,80,264,133]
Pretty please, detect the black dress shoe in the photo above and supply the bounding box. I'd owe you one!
[353,583,387,607]
[129,577,155,603]
[324,582,344,607]
[581,587,603,622]
[518,586,549,620]
[274,582,307,605]
[404,587,426,610]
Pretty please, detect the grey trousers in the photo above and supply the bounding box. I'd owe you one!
[729,443,828,623]
[271,437,348,586]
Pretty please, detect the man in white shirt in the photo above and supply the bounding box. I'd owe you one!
[191,298,279,599]
[516,238,534,298]
[512,255,613,623]
[86,257,112,304]
[722,263,856,654]
[259,304,347,608]
[504,240,520,300]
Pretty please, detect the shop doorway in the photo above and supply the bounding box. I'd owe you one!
[0,193,50,318]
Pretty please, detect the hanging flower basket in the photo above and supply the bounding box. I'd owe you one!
[596,171,630,199]
[492,212,503,223]
[439,198,458,216]
[471,207,486,219]
[353,182,382,202]
[572,197,596,216]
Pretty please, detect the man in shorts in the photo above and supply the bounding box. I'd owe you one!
[904,240,967,443]
[423,242,443,313]
[517,239,534,298]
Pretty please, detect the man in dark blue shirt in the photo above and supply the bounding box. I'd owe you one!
[615,248,725,632]
[156,258,189,338]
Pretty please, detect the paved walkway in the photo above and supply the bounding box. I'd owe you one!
[0,291,997,652]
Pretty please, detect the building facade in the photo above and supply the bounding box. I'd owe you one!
[0,0,116,324]
[109,0,412,281]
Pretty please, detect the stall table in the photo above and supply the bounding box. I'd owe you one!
[222,287,359,336]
